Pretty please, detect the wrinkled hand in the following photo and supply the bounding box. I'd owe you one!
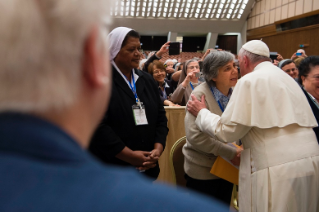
[156,41,170,58]
[187,94,207,117]
[231,148,242,166]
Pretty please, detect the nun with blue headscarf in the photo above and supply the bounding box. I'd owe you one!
[89,27,168,180]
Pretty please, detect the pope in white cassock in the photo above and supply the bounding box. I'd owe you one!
[187,40,319,212]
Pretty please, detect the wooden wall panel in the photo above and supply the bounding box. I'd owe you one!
[247,25,319,59]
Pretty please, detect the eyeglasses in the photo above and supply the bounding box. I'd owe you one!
[307,75,319,81]
[153,69,166,75]
[187,66,199,70]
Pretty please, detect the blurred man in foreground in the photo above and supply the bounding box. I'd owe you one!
[0,0,227,211]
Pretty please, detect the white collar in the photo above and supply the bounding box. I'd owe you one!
[112,60,139,88]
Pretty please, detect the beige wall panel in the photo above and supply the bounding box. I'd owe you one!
[260,0,266,13]
[295,0,303,15]
[260,13,265,26]
[256,2,261,14]
[304,0,313,13]
[270,9,276,24]
[271,0,277,9]
[252,4,256,16]
[276,0,282,7]
[247,18,252,30]
[256,15,260,28]
[289,0,295,2]
[314,0,319,11]
[252,16,256,29]
[259,27,319,59]
[283,0,289,5]
[281,4,289,20]
[275,7,282,21]
[288,2,296,18]
[265,11,270,25]
[265,0,271,11]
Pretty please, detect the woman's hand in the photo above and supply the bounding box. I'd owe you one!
[291,52,297,60]
[136,144,163,171]
[181,71,195,88]
[166,66,175,74]
[230,148,242,166]
[164,100,180,107]
[130,150,151,166]
[156,41,170,58]
[276,54,283,61]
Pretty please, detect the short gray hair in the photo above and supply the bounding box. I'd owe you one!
[202,51,235,87]
[0,0,111,113]
[238,48,271,64]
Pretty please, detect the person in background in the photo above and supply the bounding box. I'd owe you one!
[89,27,168,180]
[293,56,305,69]
[171,61,185,81]
[170,59,200,106]
[278,59,299,79]
[298,56,319,144]
[187,40,319,212]
[164,59,176,80]
[148,60,179,106]
[291,49,307,60]
[139,59,147,70]
[183,51,241,204]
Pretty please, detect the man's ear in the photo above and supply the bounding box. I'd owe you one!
[243,55,249,68]
[82,26,109,88]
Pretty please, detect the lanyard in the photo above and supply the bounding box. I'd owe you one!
[210,86,224,112]
[189,82,194,90]
[125,72,138,103]
[162,88,167,99]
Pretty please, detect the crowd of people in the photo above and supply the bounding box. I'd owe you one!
[0,0,318,212]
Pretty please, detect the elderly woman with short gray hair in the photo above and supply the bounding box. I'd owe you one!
[183,51,241,204]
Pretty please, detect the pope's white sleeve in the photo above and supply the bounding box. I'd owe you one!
[195,108,251,143]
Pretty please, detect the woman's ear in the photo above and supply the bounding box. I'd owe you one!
[300,75,306,86]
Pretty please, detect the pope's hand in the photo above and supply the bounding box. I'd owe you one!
[187,94,207,117]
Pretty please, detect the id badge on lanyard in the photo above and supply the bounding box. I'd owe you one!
[125,72,148,126]
[132,98,148,125]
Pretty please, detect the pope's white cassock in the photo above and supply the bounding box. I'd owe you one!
[195,61,319,212]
